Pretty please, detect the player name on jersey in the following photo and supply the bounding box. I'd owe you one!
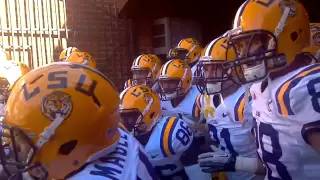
[89,133,129,180]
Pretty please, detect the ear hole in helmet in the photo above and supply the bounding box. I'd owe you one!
[290,31,299,42]
[59,140,78,155]
[149,112,155,119]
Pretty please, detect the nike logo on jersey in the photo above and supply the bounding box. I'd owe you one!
[222,113,228,117]
[162,107,167,110]
[150,154,159,158]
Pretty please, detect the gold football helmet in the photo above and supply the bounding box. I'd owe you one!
[302,23,320,60]
[1,62,120,179]
[228,0,310,83]
[158,59,192,100]
[195,36,237,95]
[148,54,162,75]
[131,54,160,86]
[168,38,202,65]
[59,47,80,61]
[119,85,161,138]
[64,51,97,69]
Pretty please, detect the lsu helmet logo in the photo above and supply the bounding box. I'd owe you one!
[41,91,73,121]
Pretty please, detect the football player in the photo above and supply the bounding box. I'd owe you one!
[167,38,202,92]
[119,85,211,180]
[58,47,80,61]
[124,54,161,92]
[64,51,97,69]
[0,62,158,180]
[158,59,202,129]
[302,23,320,61]
[195,36,264,180]
[167,38,202,76]
[224,0,320,179]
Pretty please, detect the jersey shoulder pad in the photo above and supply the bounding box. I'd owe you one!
[232,89,252,122]
[191,93,201,119]
[159,116,193,157]
[274,64,320,121]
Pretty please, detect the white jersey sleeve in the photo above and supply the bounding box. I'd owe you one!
[67,128,158,180]
[274,64,320,144]
[144,116,194,179]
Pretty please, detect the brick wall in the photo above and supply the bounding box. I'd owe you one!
[65,0,133,91]
[136,19,153,55]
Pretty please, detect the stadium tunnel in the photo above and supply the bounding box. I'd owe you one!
[116,0,320,62]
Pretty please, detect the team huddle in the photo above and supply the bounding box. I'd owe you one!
[0,0,319,179]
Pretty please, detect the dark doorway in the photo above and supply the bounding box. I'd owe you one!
[199,0,320,46]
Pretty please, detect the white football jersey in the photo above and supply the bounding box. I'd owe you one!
[68,128,158,180]
[145,116,193,179]
[203,86,263,180]
[251,64,320,180]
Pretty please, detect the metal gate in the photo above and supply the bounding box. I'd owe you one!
[0,0,68,68]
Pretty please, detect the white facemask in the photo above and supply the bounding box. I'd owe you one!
[165,92,178,100]
[242,62,266,82]
[206,83,222,94]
